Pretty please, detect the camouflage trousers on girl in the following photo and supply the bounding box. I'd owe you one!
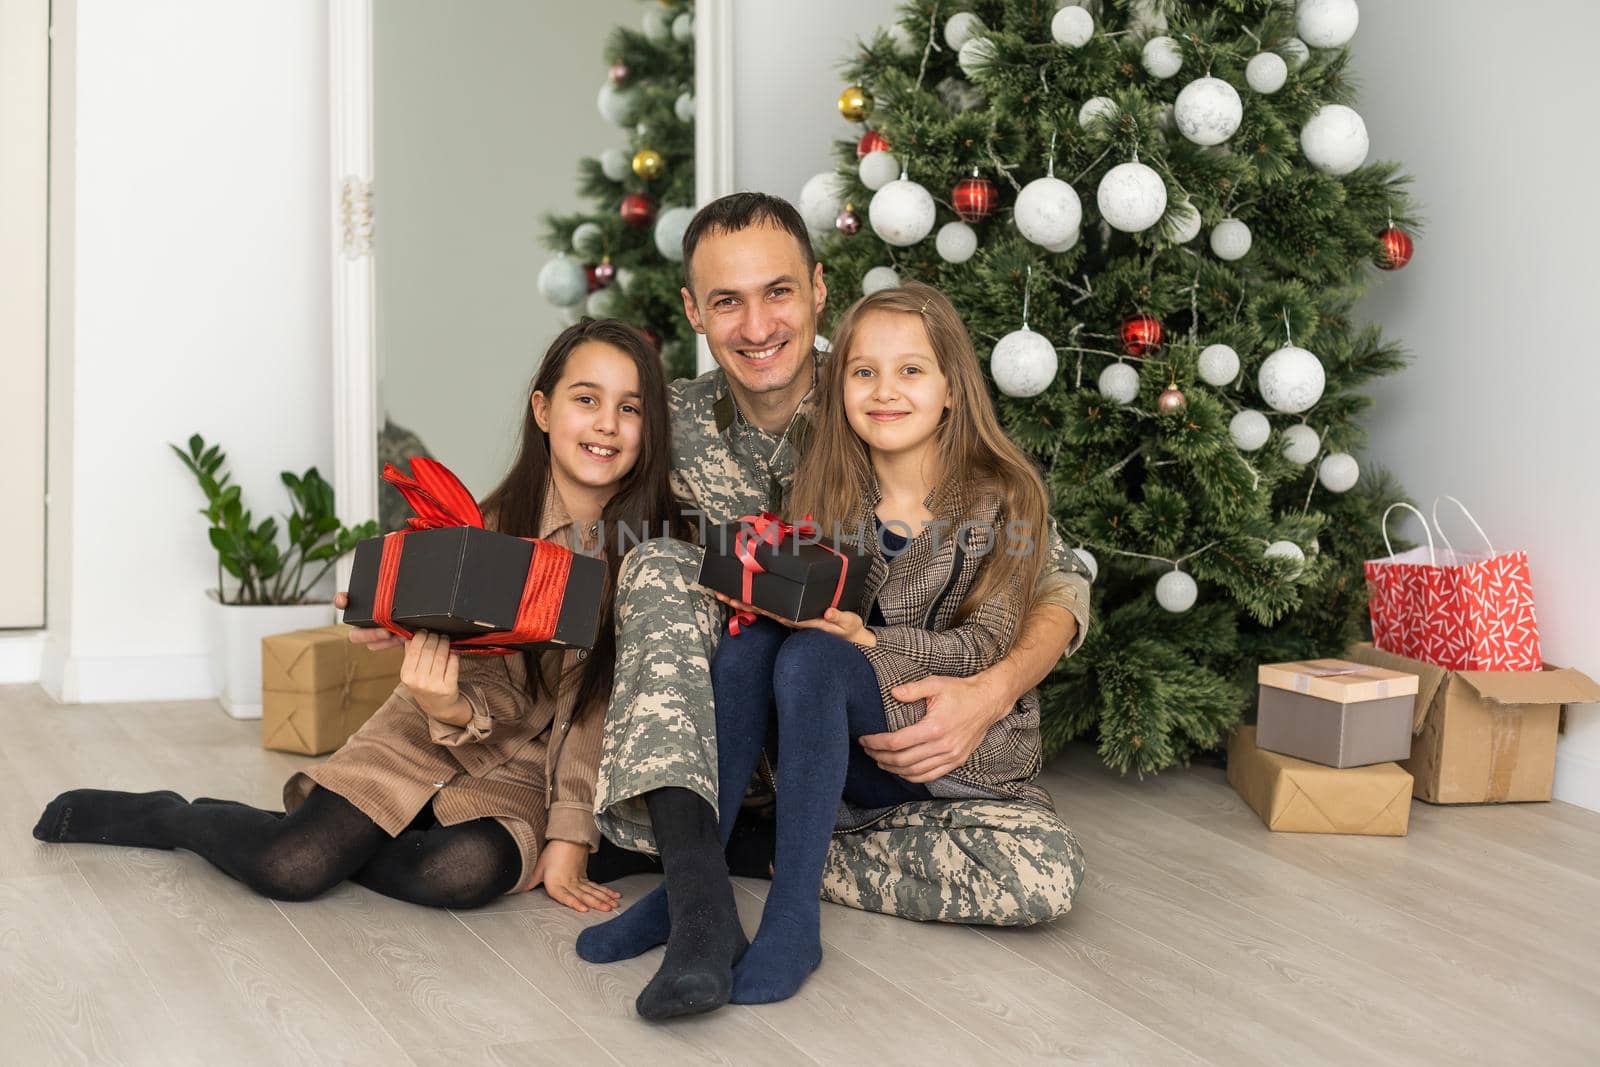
[593,538,1085,926]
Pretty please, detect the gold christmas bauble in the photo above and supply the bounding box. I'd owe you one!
[837,85,873,123]
[1157,386,1188,415]
[631,148,665,181]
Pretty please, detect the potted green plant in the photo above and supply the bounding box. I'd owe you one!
[172,434,378,718]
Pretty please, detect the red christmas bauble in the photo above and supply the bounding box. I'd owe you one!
[856,129,890,158]
[641,327,662,352]
[585,263,600,293]
[1378,226,1414,270]
[1121,315,1164,356]
[952,173,997,223]
[619,192,656,228]
[593,259,616,288]
[608,62,629,86]
[835,206,861,235]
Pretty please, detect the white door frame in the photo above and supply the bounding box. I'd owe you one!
[328,0,735,574]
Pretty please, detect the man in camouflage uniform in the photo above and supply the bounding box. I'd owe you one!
[589,193,1093,946]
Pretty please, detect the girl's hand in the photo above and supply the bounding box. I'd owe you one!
[701,587,799,628]
[533,840,622,913]
[334,592,405,651]
[794,608,876,648]
[400,631,471,725]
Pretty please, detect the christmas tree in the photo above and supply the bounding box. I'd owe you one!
[804,0,1417,774]
[537,0,698,381]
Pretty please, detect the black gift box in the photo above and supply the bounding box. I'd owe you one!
[342,526,604,650]
[695,521,872,622]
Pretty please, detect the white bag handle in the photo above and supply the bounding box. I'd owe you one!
[1431,495,1497,557]
[1381,501,1435,565]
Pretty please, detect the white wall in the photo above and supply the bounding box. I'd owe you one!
[1355,0,1600,808]
[43,0,332,702]
[374,0,637,498]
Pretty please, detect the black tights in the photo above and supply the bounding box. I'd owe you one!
[34,786,521,909]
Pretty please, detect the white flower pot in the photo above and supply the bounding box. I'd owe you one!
[209,592,336,719]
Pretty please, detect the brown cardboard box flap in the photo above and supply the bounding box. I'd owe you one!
[1346,643,1450,734]
[1228,726,1412,835]
[1452,668,1600,707]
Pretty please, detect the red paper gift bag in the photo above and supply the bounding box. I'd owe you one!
[1363,497,1541,672]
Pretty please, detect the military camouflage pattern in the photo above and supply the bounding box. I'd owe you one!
[595,353,1089,925]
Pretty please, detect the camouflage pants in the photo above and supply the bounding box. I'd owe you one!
[594,537,1086,927]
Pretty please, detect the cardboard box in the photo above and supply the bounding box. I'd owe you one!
[696,521,871,622]
[1228,725,1413,835]
[343,526,604,650]
[1256,659,1420,767]
[1345,642,1600,804]
[261,625,403,755]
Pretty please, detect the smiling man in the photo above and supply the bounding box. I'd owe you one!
[580,193,1093,1019]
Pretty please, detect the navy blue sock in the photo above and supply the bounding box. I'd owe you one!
[730,628,864,1005]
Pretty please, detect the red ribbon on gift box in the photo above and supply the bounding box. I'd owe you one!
[372,457,572,655]
[727,511,850,636]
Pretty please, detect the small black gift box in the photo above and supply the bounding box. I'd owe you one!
[343,525,604,651]
[695,517,871,622]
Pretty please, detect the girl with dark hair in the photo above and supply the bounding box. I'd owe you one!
[35,319,683,912]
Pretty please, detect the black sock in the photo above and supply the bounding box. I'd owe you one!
[634,787,747,1020]
[33,789,188,849]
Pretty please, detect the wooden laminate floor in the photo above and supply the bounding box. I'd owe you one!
[3,683,1597,1065]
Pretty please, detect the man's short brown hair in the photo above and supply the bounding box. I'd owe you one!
[680,192,817,292]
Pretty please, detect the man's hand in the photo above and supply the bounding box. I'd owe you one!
[857,672,1009,782]
[333,592,405,651]
[399,631,472,727]
[533,839,621,913]
[792,608,876,648]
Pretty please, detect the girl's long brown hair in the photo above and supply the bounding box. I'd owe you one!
[479,318,684,719]
[789,282,1050,623]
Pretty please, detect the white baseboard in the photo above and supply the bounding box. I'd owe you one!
[0,631,45,683]
[1553,747,1600,813]
[42,650,217,705]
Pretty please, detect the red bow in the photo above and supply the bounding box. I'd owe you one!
[372,459,572,655]
[727,512,849,636]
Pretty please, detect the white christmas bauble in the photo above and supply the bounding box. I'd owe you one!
[615,267,636,293]
[537,256,588,308]
[1258,346,1325,414]
[862,265,901,295]
[1297,0,1359,48]
[1142,36,1184,79]
[1156,570,1198,613]
[1078,96,1117,129]
[887,22,917,56]
[814,334,832,352]
[642,7,672,41]
[859,150,901,191]
[1229,409,1271,451]
[672,12,694,42]
[1281,36,1310,69]
[1074,547,1099,583]
[1015,176,1083,247]
[1175,76,1243,146]
[1281,423,1321,464]
[1246,52,1288,94]
[597,82,641,127]
[586,286,621,318]
[675,92,696,123]
[958,37,998,78]
[1097,162,1167,233]
[1199,343,1240,386]
[936,221,978,264]
[600,148,631,182]
[654,206,694,261]
[991,327,1058,398]
[1210,218,1252,261]
[1128,0,1168,36]
[1168,199,1202,244]
[1265,540,1306,575]
[1301,104,1370,175]
[945,11,985,49]
[1044,228,1081,253]
[869,178,937,247]
[1318,452,1360,492]
[1052,6,1094,47]
[571,222,604,257]
[557,303,582,327]
[798,171,846,234]
[1098,362,1141,404]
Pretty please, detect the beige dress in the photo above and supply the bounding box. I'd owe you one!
[285,489,606,893]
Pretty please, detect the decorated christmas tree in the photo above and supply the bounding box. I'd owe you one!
[537,0,698,381]
[803,0,1418,774]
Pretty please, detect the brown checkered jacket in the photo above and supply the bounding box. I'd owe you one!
[846,485,1091,807]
